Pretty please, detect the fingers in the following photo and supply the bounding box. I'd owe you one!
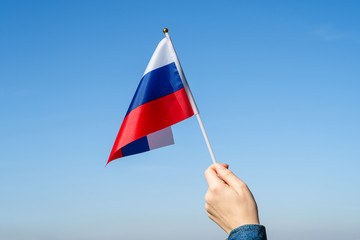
[204,163,229,185]
[215,163,245,189]
[207,163,228,172]
[218,163,229,169]
[204,165,223,187]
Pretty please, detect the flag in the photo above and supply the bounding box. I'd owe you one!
[107,37,198,164]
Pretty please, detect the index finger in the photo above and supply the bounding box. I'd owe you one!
[204,164,224,187]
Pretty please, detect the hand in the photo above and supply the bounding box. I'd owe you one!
[204,164,260,234]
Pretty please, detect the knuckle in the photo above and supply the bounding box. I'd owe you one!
[239,181,248,189]
[209,183,220,193]
[209,185,216,192]
[204,192,212,203]
[235,182,249,196]
[204,167,212,176]
[205,203,210,211]
[223,169,234,178]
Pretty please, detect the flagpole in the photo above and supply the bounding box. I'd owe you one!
[163,28,217,165]
[195,114,217,165]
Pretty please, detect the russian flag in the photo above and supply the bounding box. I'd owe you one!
[107,37,198,164]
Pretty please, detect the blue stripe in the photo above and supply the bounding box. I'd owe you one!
[126,62,184,116]
[121,136,150,157]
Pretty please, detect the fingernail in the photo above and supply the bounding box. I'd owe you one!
[216,164,225,169]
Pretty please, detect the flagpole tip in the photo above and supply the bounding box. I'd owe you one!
[163,28,169,34]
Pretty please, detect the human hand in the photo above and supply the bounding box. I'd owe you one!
[204,164,260,234]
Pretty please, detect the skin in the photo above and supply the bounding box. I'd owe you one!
[204,163,260,234]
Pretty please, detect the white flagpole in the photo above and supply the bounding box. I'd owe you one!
[163,28,217,165]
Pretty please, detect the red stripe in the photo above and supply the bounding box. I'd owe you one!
[108,88,194,163]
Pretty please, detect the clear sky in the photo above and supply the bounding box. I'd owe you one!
[1,1,359,239]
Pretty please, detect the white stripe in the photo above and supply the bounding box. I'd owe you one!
[143,38,175,76]
[164,33,199,115]
[147,127,174,150]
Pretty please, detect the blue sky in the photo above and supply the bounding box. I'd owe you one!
[1,1,359,239]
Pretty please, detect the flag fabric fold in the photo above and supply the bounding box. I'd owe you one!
[107,38,196,164]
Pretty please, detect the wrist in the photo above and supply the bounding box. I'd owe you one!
[229,218,260,234]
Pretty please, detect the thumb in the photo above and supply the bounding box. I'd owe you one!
[215,164,243,188]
